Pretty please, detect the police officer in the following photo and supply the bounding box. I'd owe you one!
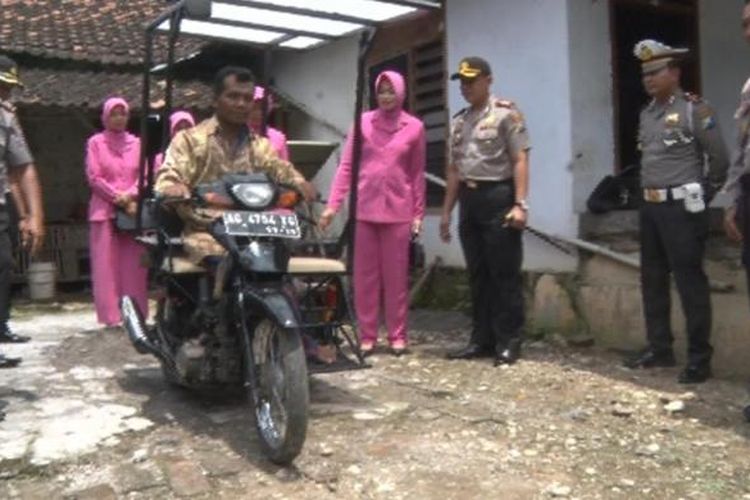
[624,41,729,384]
[724,0,750,420]
[0,55,45,367]
[440,57,530,366]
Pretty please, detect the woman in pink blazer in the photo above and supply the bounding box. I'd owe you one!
[320,70,426,355]
[153,110,195,171]
[86,97,148,328]
[249,85,290,160]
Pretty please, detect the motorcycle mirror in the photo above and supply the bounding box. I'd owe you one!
[185,0,212,19]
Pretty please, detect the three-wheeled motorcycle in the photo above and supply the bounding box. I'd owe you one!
[116,0,440,465]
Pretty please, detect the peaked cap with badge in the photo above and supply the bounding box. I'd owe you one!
[634,39,689,73]
[450,56,492,81]
[0,55,23,88]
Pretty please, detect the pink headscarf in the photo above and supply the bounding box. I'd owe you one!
[168,110,195,137]
[253,85,275,116]
[101,97,137,156]
[373,70,407,133]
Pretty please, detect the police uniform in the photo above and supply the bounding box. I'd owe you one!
[627,40,730,383]
[447,57,530,363]
[0,56,33,365]
[724,77,750,286]
[725,70,750,423]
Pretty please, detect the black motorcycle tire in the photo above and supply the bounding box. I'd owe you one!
[247,319,309,465]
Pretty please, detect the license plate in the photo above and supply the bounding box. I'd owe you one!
[222,211,301,239]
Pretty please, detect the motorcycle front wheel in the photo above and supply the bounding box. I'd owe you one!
[246,318,309,464]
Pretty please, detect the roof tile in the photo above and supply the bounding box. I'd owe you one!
[1,0,204,66]
[15,66,213,111]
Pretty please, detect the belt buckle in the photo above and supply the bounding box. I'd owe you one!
[465,180,478,189]
[644,189,662,203]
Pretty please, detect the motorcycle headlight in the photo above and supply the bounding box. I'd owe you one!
[230,183,275,208]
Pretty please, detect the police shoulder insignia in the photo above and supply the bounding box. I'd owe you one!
[509,110,525,124]
[684,92,703,104]
[452,107,468,119]
[701,115,716,130]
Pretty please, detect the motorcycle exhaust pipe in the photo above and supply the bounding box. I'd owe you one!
[120,296,160,357]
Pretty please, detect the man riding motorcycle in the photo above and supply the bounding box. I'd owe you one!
[155,65,316,262]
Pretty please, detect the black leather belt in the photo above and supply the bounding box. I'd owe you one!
[461,178,512,189]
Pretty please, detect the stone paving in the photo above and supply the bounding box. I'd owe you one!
[1,305,750,499]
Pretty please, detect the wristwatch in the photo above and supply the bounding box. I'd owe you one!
[514,199,529,211]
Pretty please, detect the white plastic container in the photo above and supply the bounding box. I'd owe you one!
[27,262,56,301]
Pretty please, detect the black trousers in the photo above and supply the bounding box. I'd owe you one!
[640,200,712,365]
[0,205,12,326]
[458,181,524,350]
[739,183,750,308]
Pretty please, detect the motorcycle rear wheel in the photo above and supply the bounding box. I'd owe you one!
[247,319,309,464]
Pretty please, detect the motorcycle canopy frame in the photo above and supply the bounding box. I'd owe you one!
[137,0,442,272]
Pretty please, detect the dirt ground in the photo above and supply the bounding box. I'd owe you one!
[1,303,750,499]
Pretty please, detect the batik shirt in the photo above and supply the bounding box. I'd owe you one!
[155,116,306,262]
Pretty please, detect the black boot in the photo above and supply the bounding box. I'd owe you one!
[494,339,521,366]
[0,324,30,344]
[0,353,21,368]
[678,364,712,384]
[446,343,493,360]
[623,348,676,369]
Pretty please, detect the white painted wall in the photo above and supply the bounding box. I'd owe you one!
[441,0,577,271]
[270,37,357,188]
[700,0,750,207]
[567,0,615,214]
[270,37,359,233]
[268,1,750,272]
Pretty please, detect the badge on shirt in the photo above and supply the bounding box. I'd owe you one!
[702,116,716,130]
[665,113,680,126]
[481,115,498,128]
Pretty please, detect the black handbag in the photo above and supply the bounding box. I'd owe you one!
[114,199,159,232]
[409,235,425,271]
[587,164,641,214]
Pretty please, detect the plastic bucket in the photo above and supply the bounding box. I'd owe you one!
[27,262,57,301]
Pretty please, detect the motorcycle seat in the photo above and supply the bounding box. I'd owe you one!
[160,255,205,274]
[287,257,346,275]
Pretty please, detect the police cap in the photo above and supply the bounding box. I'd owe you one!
[0,55,23,87]
[633,39,689,73]
[450,56,492,81]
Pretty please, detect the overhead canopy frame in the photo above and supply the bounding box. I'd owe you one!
[156,0,441,50]
[138,0,442,272]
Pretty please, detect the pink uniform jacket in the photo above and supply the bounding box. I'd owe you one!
[263,126,290,161]
[250,86,290,161]
[153,110,196,171]
[327,71,426,223]
[85,98,141,222]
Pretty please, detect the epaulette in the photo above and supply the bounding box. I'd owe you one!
[452,107,468,119]
[495,99,515,108]
[684,92,703,104]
